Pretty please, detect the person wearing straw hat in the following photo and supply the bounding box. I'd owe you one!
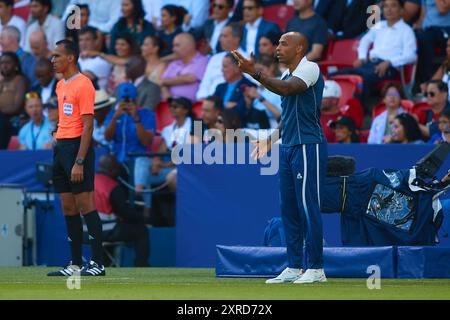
[93,89,116,148]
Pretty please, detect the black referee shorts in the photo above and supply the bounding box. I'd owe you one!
[52,137,95,194]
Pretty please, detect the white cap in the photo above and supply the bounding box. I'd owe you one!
[323,80,342,98]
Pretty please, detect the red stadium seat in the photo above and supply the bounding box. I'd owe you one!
[340,98,364,129]
[372,100,415,119]
[329,74,363,108]
[262,4,295,31]
[13,4,30,23]
[7,136,20,150]
[359,130,370,143]
[377,61,417,100]
[148,135,162,153]
[155,101,174,133]
[411,102,432,125]
[319,39,360,75]
[192,101,203,119]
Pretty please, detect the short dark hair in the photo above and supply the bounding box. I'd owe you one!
[226,22,243,40]
[261,31,281,46]
[382,0,404,7]
[205,96,223,111]
[246,0,264,8]
[55,39,80,62]
[224,0,234,8]
[0,52,22,75]
[428,80,449,94]
[0,0,15,7]
[115,32,140,55]
[162,5,186,27]
[78,3,89,14]
[79,26,98,40]
[224,52,239,65]
[31,0,52,14]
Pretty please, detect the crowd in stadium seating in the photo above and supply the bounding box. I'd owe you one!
[0,0,449,224]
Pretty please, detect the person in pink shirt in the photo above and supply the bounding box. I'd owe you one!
[160,32,209,101]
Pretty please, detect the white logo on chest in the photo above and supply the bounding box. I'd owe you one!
[63,103,73,116]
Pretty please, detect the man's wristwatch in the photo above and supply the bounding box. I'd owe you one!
[253,71,262,81]
[75,158,84,166]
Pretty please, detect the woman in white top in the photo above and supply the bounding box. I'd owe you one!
[368,83,406,144]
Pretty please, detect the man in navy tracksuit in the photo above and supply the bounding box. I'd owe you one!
[232,32,327,284]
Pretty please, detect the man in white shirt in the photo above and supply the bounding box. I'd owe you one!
[196,22,247,100]
[78,26,111,90]
[24,0,65,52]
[0,0,26,48]
[329,0,417,103]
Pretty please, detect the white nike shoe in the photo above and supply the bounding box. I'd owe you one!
[293,268,327,284]
[265,267,303,284]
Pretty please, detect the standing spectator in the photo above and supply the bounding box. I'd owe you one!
[428,37,450,98]
[24,0,65,52]
[420,80,450,140]
[121,55,161,111]
[330,116,360,144]
[191,0,233,55]
[94,154,149,267]
[416,0,450,82]
[93,89,116,148]
[28,29,52,60]
[286,0,328,61]
[245,54,282,128]
[320,80,344,143]
[141,35,166,84]
[0,0,26,48]
[429,109,450,144]
[63,0,122,34]
[32,58,56,103]
[160,32,208,101]
[78,26,111,90]
[18,91,53,150]
[157,5,184,57]
[330,0,417,104]
[389,113,424,144]
[0,25,37,87]
[240,0,281,58]
[214,53,256,124]
[196,23,246,101]
[368,83,406,144]
[0,52,28,148]
[108,0,155,55]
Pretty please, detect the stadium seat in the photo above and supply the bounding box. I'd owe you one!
[7,136,20,150]
[359,130,370,143]
[262,4,295,31]
[372,100,415,119]
[13,4,30,22]
[329,74,364,108]
[155,101,174,133]
[192,101,203,119]
[340,98,364,129]
[411,102,432,125]
[377,61,418,100]
[319,39,360,75]
[148,135,162,153]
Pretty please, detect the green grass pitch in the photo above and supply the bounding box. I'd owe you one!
[0,267,450,300]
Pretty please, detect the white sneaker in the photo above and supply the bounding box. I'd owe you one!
[265,267,303,284]
[293,268,327,284]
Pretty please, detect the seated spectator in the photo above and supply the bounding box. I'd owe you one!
[0,0,27,48]
[0,25,37,87]
[28,29,52,60]
[0,51,28,149]
[160,32,209,101]
[286,0,327,61]
[368,82,407,144]
[330,116,360,144]
[416,0,450,82]
[108,0,155,55]
[215,108,244,143]
[314,0,346,36]
[243,89,270,130]
[320,80,344,143]
[93,89,116,148]
[244,54,281,129]
[158,5,184,57]
[403,0,421,25]
[43,98,58,131]
[240,0,281,58]
[147,97,193,221]
[333,0,376,39]
[141,35,166,84]
[196,22,246,101]
[258,31,281,58]
[420,80,450,140]
[32,58,56,104]
[82,33,138,94]
[330,0,417,104]
[18,91,53,150]
[389,113,424,144]
[94,154,149,267]
[121,55,161,111]
[429,110,450,144]
[428,37,450,99]
[78,26,111,91]
[24,0,65,52]
[64,4,104,48]
[62,0,121,35]
[191,95,223,143]
[191,0,233,55]
[214,53,256,125]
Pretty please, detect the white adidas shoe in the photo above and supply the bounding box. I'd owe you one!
[293,268,327,284]
[265,267,303,284]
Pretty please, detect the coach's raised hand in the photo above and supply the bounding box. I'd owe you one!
[231,51,256,75]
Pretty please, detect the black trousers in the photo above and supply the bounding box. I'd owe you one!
[103,223,150,267]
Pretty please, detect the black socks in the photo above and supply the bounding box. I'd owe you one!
[83,211,103,265]
[65,215,83,267]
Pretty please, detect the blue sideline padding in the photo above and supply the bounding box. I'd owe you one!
[216,245,396,278]
[397,246,450,279]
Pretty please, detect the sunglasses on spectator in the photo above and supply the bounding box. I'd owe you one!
[213,4,227,9]
[385,91,400,97]
[425,91,437,98]
[25,91,41,101]
[243,6,256,10]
